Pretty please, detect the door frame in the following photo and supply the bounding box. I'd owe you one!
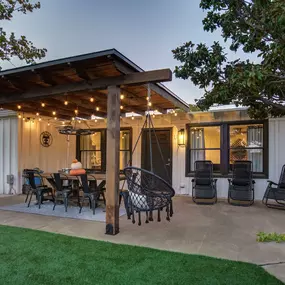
[141,127,173,184]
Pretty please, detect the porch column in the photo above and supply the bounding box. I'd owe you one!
[105,85,120,235]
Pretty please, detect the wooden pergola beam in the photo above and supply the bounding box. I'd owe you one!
[0,69,172,104]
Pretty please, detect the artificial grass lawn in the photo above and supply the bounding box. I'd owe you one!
[0,225,283,285]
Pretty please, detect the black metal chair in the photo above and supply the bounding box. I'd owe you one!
[24,170,53,208]
[123,167,175,226]
[78,174,99,215]
[47,173,72,212]
[192,161,217,204]
[228,160,255,206]
[89,179,106,206]
[262,165,285,210]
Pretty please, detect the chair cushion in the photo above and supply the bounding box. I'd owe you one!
[195,178,211,186]
[232,179,250,187]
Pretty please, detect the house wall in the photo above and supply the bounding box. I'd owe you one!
[17,119,76,191]
[0,111,18,194]
[1,110,285,200]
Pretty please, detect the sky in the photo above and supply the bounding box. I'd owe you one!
[1,0,252,104]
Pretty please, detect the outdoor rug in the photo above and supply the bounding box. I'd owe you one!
[0,201,126,222]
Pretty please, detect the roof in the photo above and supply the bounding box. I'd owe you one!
[0,49,189,119]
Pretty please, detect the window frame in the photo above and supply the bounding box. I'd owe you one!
[76,127,132,173]
[185,120,268,178]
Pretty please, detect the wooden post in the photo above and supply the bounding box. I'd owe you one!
[105,85,120,235]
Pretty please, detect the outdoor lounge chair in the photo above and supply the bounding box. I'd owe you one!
[228,160,255,206]
[123,167,175,225]
[24,170,53,208]
[262,165,285,210]
[192,161,217,204]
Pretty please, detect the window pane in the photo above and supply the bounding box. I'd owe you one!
[230,124,263,148]
[230,149,263,172]
[190,126,220,149]
[120,131,130,150]
[80,132,101,151]
[120,151,130,170]
[190,150,220,172]
[81,151,102,170]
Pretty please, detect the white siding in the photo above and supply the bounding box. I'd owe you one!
[17,120,76,190]
[1,112,285,200]
[0,116,18,194]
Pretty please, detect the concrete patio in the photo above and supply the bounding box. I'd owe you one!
[0,195,284,282]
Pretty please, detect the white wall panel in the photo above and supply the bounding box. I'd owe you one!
[0,117,18,194]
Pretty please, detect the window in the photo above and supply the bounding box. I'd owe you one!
[189,126,221,172]
[78,128,132,172]
[80,130,105,171]
[120,130,132,170]
[229,124,264,173]
[186,121,268,177]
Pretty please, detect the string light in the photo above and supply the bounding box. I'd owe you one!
[52,111,56,116]
[54,117,57,120]
[17,105,21,110]
[78,120,81,123]
[74,109,78,115]
[18,114,22,119]
[146,97,149,101]
[95,119,98,123]
[96,107,99,111]
[90,97,94,103]
[120,105,124,110]
[120,94,124,100]
[131,112,134,120]
[148,102,152,107]
[62,121,65,125]
[22,117,25,121]
[47,121,50,126]
[174,112,177,116]
[36,112,39,116]
[39,117,42,121]
[64,100,68,106]
[72,117,75,121]
[41,102,45,107]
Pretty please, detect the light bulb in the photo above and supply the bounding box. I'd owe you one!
[95,119,97,123]
[36,112,39,116]
[41,103,45,107]
[96,107,99,111]
[90,97,94,103]
[39,117,42,121]
[64,100,68,106]
[54,117,57,120]
[47,122,50,126]
[62,121,65,125]
[132,116,134,120]
[22,117,25,121]
[78,120,81,123]
[72,117,75,121]
[146,97,149,101]
[74,109,78,115]
[52,111,56,116]
[120,105,123,110]
[18,114,22,119]
[148,102,152,107]
[120,94,124,100]
[17,105,21,110]
[174,113,177,116]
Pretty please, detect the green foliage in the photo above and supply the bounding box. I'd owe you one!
[173,0,285,119]
[257,232,285,243]
[0,0,46,69]
[189,104,201,112]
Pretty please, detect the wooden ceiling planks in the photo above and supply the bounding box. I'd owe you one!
[0,51,188,119]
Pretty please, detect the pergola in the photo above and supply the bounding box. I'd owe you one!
[0,49,189,235]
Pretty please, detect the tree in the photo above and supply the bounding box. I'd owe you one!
[172,0,285,119]
[0,0,46,69]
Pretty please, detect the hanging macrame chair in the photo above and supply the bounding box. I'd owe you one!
[122,85,175,226]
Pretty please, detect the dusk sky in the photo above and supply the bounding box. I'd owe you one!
[1,0,253,103]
